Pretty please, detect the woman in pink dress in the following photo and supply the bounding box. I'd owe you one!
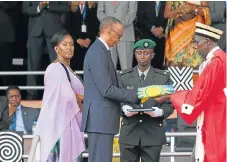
[33,29,85,162]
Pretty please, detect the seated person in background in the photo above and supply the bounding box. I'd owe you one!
[0,96,10,131]
[6,86,40,134]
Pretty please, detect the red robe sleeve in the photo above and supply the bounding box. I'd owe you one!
[170,57,224,124]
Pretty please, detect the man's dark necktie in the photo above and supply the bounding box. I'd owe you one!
[140,73,145,86]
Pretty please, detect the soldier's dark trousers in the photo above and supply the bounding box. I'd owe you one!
[120,143,162,162]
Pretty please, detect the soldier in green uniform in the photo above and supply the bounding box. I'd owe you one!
[118,39,174,162]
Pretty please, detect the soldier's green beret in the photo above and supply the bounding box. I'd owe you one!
[133,39,156,50]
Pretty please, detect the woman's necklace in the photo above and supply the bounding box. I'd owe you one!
[55,58,77,76]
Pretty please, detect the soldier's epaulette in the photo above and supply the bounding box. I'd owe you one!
[154,68,169,76]
[118,68,133,75]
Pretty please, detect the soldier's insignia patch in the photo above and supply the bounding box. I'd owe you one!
[144,42,149,48]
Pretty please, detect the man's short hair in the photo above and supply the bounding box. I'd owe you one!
[99,16,123,32]
[6,86,21,97]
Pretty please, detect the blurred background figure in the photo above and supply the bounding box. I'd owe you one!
[137,1,167,69]
[65,1,99,71]
[22,1,70,99]
[97,1,137,70]
[32,30,84,162]
[0,96,9,131]
[0,2,19,94]
[209,1,226,51]
[164,1,211,69]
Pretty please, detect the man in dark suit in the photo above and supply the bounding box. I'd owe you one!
[22,1,70,99]
[0,2,19,91]
[118,39,174,162]
[209,1,226,51]
[97,1,137,70]
[64,1,99,70]
[0,96,9,131]
[137,1,167,69]
[81,17,139,162]
[0,86,40,134]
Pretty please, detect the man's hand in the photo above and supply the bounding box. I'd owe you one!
[144,107,163,117]
[158,33,165,39]
[39,1,48,10]
[8,104,17,117]
[143,98,157,108]
[122,105,138,117]
[77,39,85,47]
[87,1,95,8]
[155,95,171,104]
[83,38,91,48]
[71,1,79,12]
[151,27,164,37]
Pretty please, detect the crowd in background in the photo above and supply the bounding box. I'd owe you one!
[0,1,226,100]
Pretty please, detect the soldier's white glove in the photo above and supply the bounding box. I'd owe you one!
[145,107,164,117]
[122,105,138,117]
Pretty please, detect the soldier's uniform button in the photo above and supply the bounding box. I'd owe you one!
[159,123,162,126]
[140,104,143,108]
[139,120,143,123]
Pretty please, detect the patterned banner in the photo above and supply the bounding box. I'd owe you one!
[0,132,23,162]
[168,67,193,91]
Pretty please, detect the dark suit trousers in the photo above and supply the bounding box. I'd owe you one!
[120,143,162,162]
[71,43,88,71]
[87,132,114,162]
[0,43,13,93]
[26,32,56,99]
[151,37,165,70]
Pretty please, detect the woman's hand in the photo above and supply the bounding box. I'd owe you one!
[75,94,83,112]
[183,4,197,14]
[77,94,84,101]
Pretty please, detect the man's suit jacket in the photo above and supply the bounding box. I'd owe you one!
[81,39,138,135]
[137,1,167,40]
[0,104,40,133]
[20,106,40,134]
[118,66,174,146]
[64,2,99,44]
[209,1,226,51]
[97,1,137,42]
[22,1,70,37]
[0,96,10,130]
[0,2,19,42]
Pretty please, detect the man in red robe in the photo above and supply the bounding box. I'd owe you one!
[170,22,226,162]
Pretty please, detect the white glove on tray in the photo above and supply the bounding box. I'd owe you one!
[122,105,138,117]
[145,107,164,117]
